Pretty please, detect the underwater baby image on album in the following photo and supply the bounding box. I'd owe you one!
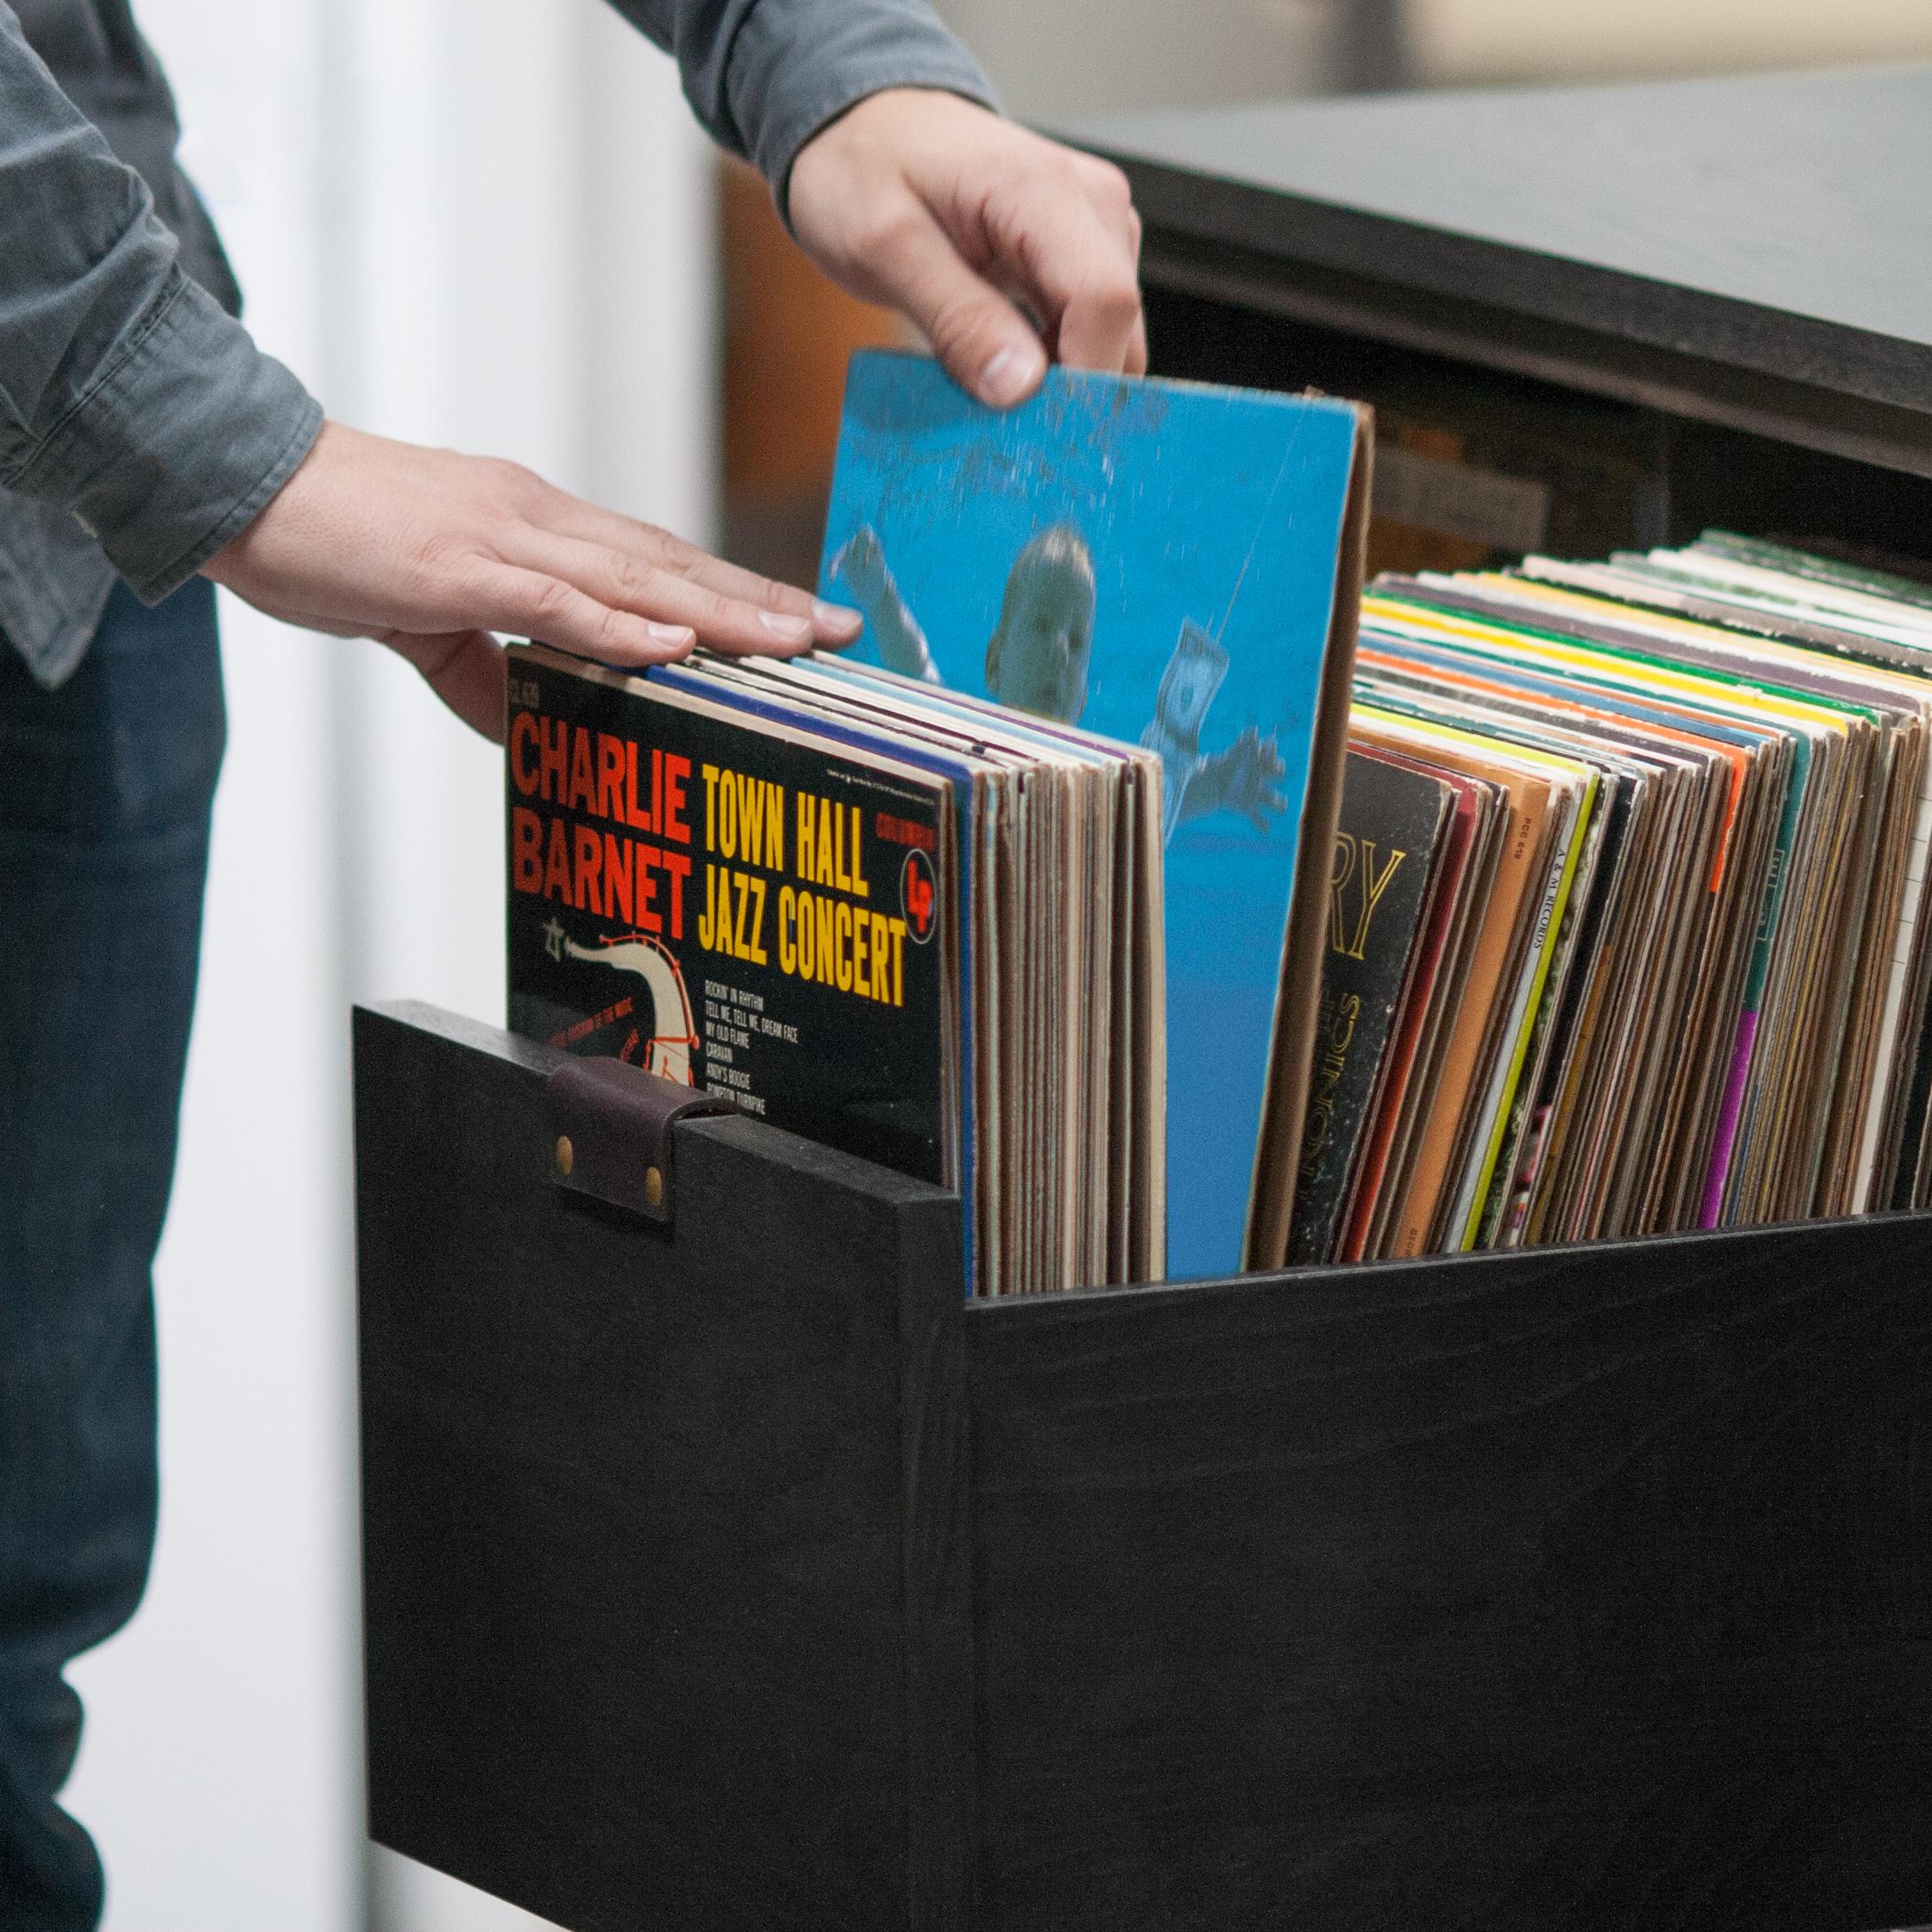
[818,351,1367,1277]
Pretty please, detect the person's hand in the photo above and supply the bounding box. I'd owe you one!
[1184,728,1289,832]
[202,421,861,740]
[789,89,1145,409]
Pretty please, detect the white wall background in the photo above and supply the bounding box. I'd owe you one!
[1406,0,1932,84]
[936,0,1932,115]
[933,0,1346,117]
[58,1,714,1928]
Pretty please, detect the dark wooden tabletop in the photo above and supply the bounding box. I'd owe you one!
[1075,64,1932,471]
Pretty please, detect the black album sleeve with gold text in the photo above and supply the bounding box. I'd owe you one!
[1286,747,1453,1265]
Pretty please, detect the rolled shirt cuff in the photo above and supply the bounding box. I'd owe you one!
[9,265,323,604]
[727,0,1001,214]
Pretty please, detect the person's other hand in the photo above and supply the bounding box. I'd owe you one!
[202,421,861,740]
[789,90,1145,409]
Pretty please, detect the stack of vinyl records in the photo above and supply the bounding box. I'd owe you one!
[504,642,1165,1297]
[509,354,1374,1295]
[1289,532,1932,1263]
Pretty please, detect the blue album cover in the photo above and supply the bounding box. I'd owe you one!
[819,351,1364,1278]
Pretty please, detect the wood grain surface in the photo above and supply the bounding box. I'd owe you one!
[354,1003,972,1931]
[970,1223,1932,1930]
[357,1006,1932,1931]
[1073,67,1932,476]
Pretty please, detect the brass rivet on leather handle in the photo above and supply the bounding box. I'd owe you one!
[546,1057,728,1220]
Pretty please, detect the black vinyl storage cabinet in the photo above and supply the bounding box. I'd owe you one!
[354,67,1932,1932]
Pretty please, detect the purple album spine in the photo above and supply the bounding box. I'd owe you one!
[1698,1010,1758,1228]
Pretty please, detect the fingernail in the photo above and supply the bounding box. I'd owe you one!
[979,344,1044,408]
[648,622,693,649]
[813,598,862,635]
[760,610,812,643]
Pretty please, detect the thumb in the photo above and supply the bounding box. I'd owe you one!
[381,628,507,742]
[879,199,1047,408]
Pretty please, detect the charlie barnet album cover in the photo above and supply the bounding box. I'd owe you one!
[504,647,954,1187]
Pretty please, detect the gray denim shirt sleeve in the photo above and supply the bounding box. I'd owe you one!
[604,0,999,203]
[0,0,989,676]
[0,4,322,608]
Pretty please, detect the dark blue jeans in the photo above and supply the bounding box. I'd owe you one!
[0,579,223,1931]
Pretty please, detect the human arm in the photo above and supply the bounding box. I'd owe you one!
[791,90,1146,406]
[604,0,1145,407]
[203,424,861,737]
[600,0,996,205]
[1178,727,1289,832]
[0,0,320,609]
[214,1,1109,735]
[827,524,938,682]
[0,4,856,738]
